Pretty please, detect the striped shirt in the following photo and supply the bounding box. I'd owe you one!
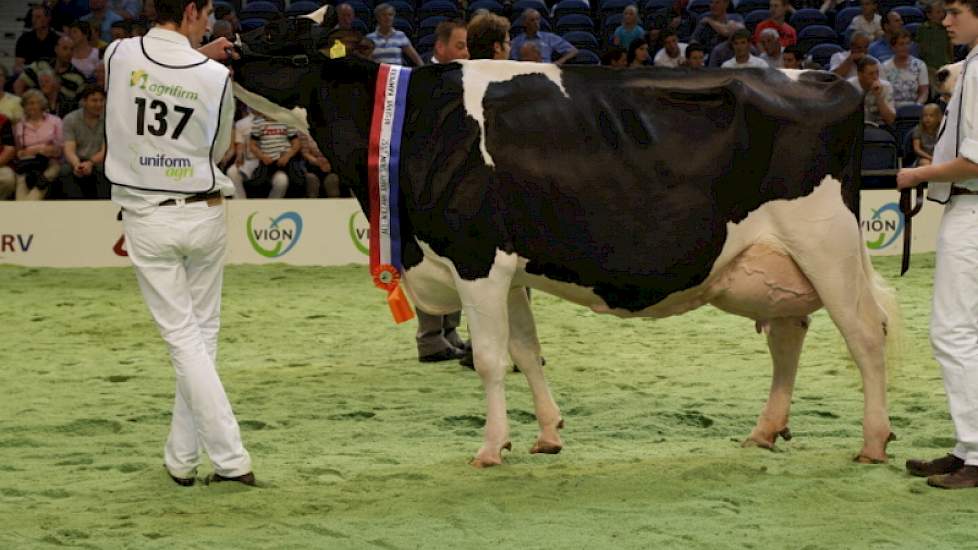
[367,29,412,66]
[17,59,87,104]
[250,115,297,157]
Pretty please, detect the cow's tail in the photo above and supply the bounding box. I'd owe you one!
[861,246,903,371]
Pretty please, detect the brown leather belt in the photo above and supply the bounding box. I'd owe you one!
[159,190,224,206]
[950,187,978,196]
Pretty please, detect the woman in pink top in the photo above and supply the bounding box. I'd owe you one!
[14,89,63,200]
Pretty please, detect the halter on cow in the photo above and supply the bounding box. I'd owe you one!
[233,9,899,467]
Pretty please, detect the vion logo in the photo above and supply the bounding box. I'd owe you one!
[863,202,904,250]
[247,211,303,258]
[348,211,369,255]
[1,234,33,253]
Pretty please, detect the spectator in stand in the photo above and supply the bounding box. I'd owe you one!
[627,37,651,67]
[299,133,340,198]
[690,0,742,54]
[510,9,578,64]
[110,19,130,41]
[0,114,15,200]
[602,46,628,67]
[910,103,941,167]
[16,36,87,115]
[15,5,60,75]
[468,13,511,60]
[214,2,239,33]
[869,9,919,62]
[709,31,759,67]
[60,86,107,199]
[685,42,706,68]
[849,56,896,127]
[722,28,769,68]
[613,5,645,50]
[917,1,953,94]
[653,29,687,67]
[94,61,106,88]
[130,18,148,36]
[781,44,802,68]
[247,112,305,198]
[519,41,543,62]
[38,71,72,119]
[368,3,424,66]
[13,90,64,201]
[110,0,142,20]
[830,31,877,79]
[758,28,783,67]
[212,20,234,42]
[68,21,101,80]
[52,0,91,34]
[848,0,883,40]
[753,0,796,47]
[0,67,24,124]
[82,0,125,44]
[226,108,256,199]
[882,30,929,106]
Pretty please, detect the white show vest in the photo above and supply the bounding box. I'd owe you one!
[105,36,230,194]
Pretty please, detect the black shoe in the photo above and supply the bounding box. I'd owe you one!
[419,347,465,363]
[207,472,257,486]
[907,454,965,477]
[166,467,195,487]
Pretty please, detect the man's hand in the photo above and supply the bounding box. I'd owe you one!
[198,37,238,62]
[79,160,94,176]
[869,80,884,96]
[317,158,331,173]
[276,154,290,167]
[849,51,864,63]
[261,154,276,166]
[897,167,923,189]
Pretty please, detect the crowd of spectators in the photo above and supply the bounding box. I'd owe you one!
[0,0,959,202]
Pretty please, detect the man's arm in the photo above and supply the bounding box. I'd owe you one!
[831,53,858,77]
[197,37,237,62]
[552,36,578,65]
[875,83,896,126]
[90,143,105,165]
[404,44,425,66]
[64,140,81,169]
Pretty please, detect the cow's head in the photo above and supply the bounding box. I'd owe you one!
[935,61,964,97]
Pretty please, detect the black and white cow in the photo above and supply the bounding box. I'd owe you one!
[234,11,897,467]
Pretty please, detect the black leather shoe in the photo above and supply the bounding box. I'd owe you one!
[207,472,257,486]
[166,467,195,487]
[907,454,964,477]
[927,465,978,489]
[419,347,465,363]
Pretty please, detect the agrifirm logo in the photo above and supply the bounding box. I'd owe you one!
[247,211,303,258]
[130,69,199,100]
[862,202,904,250]
[349,211,369,255]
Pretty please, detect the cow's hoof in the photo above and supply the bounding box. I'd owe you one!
[741,437,775,450]
[854,432,896,464]
[470,441,512,468]
[853,453,887,465]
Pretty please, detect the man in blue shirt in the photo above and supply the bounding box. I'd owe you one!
[509,9,578,64]
[868,9,920,61]
[81,0,124,44]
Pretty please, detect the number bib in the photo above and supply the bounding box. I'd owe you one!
[104,37,230,194]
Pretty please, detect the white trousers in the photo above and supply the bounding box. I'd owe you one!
[932,195,978,466]
[123,201,252,478]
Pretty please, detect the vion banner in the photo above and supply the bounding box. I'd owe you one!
[858,190,942,257]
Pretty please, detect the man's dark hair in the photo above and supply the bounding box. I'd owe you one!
[945,0,978,17]
[731,28,752,43]
[155,0,210,26]
[685,42,706,59]
[435,19,465,45]
[626,37,647,64]
[32,3,52,18]
[782,44,802,59]
[467,13,510,60]
[601,46,626,65]
[888,28,912,46]
[79,85,106,101]
[68,20,92,36]
[659,28,677,41]
[855,55,879,72]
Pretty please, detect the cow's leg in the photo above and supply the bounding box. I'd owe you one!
[456,252,518,468]
[743,316,809,449]
[505,287,563,454]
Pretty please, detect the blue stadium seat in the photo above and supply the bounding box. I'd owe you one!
[901,130,916,166]
[688,0,712,16]
[891,5,925,25]
[862,125,899,172]
[565,49,601,64]
[348,1,372,26]
[351,18,369,34]
[556,14,595,34]
[418,0,459,20]
[644,0,674,12]
[744,9,769,34]
[894,103,923,151]
[603,13,624,37]
[418,15,448,38]
[834,6,861,34]
[904,21,920,38]
[879,0,915,13]
[240,17,268,31]
[553,0,591,20]
[561,30,599,51]
[246,0,283,11]
[467,0,505,16]
[285,1,320,16]
[807,42,844,68]
[789,8,828,33]
[512,0,548,16]
[240,0,280,20]
[416,33,437,52]
[599,0,634,20]
[393,16,414,35]
[797,24,838,53]
[735,0,768,15]
[387,0,415,19]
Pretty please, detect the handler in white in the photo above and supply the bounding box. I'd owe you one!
[898,0,978,490]
[105,0,255,486]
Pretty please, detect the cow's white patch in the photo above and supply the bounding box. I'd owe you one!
[459,60,570,167]
[300,5,330,24]
[778,68,805,82]
[232,83,310,134]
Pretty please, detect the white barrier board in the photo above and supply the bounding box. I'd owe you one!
[0,192,944,267]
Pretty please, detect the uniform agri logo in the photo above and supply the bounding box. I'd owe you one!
[863,202,905,250]
[247,211,303,258]
[128,144,194,182]
[349,211,369,255]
